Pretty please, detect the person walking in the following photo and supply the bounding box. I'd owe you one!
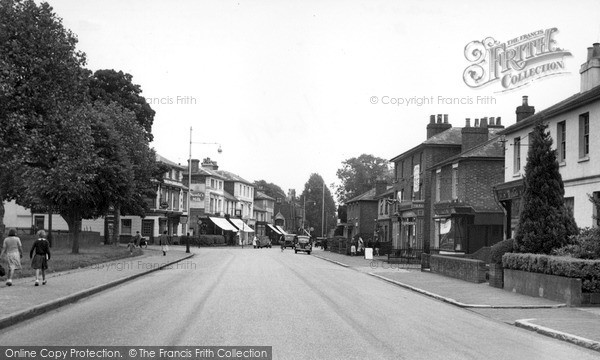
[30,230,51,286]
[374,239,381,257]
[1,228,23,286]
[133,231,142,247]
[159,231,169,256]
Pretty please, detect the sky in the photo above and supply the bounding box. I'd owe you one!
[46,0,600,198]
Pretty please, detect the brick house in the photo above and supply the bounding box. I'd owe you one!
[430,118,505,254]
[494,43,600,237]
[390,114,503,251]
[344,181,388,242]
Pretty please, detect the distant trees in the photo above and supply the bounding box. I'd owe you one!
[335,154,392,203]
[514,121,578,254]
[0,0,161,253]
[300,174,336,237]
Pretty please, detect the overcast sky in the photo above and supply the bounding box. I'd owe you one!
[47,0,600,197]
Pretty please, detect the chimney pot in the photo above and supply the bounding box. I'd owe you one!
[437,114,442,124]
[474,118,480,127]
[443,114,449,124]
[593,43,600,58]
[481,117,488,128]
[489,117,495,126]
[588,47,594,61]
[465,118,471,127]
[522,96,528,105]
[496,117,501,125]
[430,115,435,124]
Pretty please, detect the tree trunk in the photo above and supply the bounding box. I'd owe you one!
[0,200,5,236]
[112,205,121,246]
[62,211,81,254]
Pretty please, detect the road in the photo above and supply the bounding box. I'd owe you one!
[0,247,597,360]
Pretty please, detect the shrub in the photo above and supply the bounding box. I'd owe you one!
[503,252,600,293]
[552,227,600,260]
[490,238,515,264]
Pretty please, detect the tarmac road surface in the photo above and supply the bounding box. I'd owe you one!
[0,247,597,360]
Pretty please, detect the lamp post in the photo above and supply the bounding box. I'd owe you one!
[187,126,222,253]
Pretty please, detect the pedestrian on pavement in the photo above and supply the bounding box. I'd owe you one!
[1,228,23,286]
[30,230,51,286]
[358,236,364,255]
[280,234,285,252]
[127,239,135,255]
[159,231,169,256]
[375,239,381,257]
[133,231,142,247]
[252,235,258,248]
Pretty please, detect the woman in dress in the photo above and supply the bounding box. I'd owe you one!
[1,228,23,286]
[30,230,51,286]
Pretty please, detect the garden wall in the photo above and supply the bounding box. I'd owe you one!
[429,255,487,283]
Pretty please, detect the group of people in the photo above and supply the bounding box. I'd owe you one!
[1,228,51,287]
[350,236,381,256]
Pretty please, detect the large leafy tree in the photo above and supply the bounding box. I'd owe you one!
[335,154,392,203]
[0,0,88,235]
[300,174,336,238]
[514,121,578,254]
[89,69,156,142]
[0,1,163,253]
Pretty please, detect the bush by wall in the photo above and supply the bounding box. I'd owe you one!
[490,238,515,264]
[552,227,600,260]
[502,253,600,293]
[182,235,226,247]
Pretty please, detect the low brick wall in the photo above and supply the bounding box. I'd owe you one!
[488,263,503,288]
[430,255,487,283]
[503,269,583,306]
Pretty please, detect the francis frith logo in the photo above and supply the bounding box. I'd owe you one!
[463,28,571,92]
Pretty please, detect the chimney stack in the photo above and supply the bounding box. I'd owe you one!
[465,118,471,127]
[189,159,200,173]
[488,116,504,129]
[516,96,535,122]
[580,43,600,93]
[375,179,388,195]
[426,114,452,138]
[461,118,488,152]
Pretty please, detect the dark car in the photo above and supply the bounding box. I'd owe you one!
[294,235,312,255]
[281,234,296,249]
[256,237,272,248]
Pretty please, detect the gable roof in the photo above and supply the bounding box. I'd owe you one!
[255,191,275,201]
[346,188,377,204]
[430,135,504,169]
[214,170,253,185]
[156,154,185,169]
[500,84,600,135]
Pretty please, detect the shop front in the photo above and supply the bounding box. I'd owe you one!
[493,179,524,240]
[396,200,425,250]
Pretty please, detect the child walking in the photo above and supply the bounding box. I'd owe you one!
[30,230,51,286]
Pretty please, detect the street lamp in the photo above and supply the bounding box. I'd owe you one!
[187,126,222,253]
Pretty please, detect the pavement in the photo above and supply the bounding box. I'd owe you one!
[1,245,598,353]
[0,245,194,331]
[312,248,600,353]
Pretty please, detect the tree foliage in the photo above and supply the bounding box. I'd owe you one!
[300,174,336,237]
[0,1,161,252]
[253,180,286,203]
[89,69,156,142]
[335,154,392,203]
[514,121,578,254]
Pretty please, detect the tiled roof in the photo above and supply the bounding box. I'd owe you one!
[431,136,504,169]
[346,188,377,204]
[214,170,252,185]
[500,84,600,135]
[156,154,185,169]
[255,191,275,201]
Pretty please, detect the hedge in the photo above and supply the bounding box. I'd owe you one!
[490,238,514,264]
[180,235,226,247]
[502,253,600,293]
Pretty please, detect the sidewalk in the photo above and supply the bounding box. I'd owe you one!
[313,249,600,352]
[0,246,193,330]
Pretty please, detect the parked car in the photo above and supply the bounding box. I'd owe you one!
[256,237,272,248]
[295,235,312,255]
[281,234,296,249]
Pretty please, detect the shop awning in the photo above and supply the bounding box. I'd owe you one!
[229,218,255,233]
[267,224,282,235]
[276,225,287,235]
[210,217,238,232]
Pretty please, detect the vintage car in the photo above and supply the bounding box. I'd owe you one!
[294,235,312,255]
[256,236,272,249]
[281,234,296,249]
